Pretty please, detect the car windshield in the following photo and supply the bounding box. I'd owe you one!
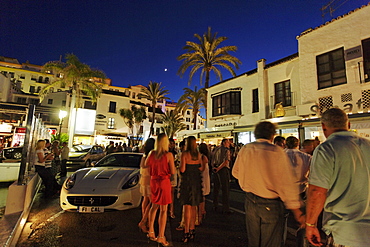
[95,154,142,168]
[71,145,92,152]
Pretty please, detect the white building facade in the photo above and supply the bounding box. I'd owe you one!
[204,3,370,145]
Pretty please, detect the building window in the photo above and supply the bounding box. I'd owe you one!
[109,101,116,113]
[17,97,26,104]
[36,86,41,93]
[362,38,370,82]
[45,77,49,83]
[252,88,259,113]
[48,99,53,104]
[84,101,96,110]
[212,91,241,117]
[29,86,35,94]
[317,47,347,89]
[38,76,43,83]
[9,72,14,78]
[186,125,190,130]
[29,98,39,105]
[62,100,66,107]
[274,80,291,107]
[132,92,136,99]
[108,118,115,129]
[31,75,36,80]
[187,110,190,115]
[186,118,190,122]
[20,74,25,79]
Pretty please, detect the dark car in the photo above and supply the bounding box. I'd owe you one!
[66,145,106,167]
[1,147,23,160]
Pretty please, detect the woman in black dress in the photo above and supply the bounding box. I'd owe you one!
[179,136,205,242]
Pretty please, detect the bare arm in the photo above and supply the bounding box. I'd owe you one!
[140,156,146,168]
[180,152,186,173]
[306,184,327,246]
[199,155,207,172]
[37,150,53,163]
[142,151,153,168]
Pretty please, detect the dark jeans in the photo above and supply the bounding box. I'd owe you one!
[35,165,59,198]
[60,159,67,177]
[213,167,230,211]
[244,192,285,247]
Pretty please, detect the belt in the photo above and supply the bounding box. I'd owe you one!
[151,175,170,180]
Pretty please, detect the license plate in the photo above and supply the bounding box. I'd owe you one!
[78,206,104,213]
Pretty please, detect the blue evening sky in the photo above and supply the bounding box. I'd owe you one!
[1,0,367,107]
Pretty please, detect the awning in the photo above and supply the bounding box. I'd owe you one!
[199,131,233,139]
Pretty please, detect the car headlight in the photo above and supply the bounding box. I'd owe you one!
[64,173,77,190]
[122,175,139,189]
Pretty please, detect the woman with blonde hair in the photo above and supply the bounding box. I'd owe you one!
[179,136,205,242]
[35,139,59,198]
[138,138,155,233]
[143,133,175,246]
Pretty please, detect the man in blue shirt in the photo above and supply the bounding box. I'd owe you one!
[306,108,370,247]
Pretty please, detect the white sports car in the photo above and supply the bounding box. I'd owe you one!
[60,152,143,212]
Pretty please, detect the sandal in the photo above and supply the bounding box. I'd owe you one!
[146,232,157,242]
[157,236,169,246]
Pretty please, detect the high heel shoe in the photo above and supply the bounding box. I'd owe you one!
[182,232,191,243]
[147,232,157,242]
[189,229,196,240]
[157,236,170,246]
[138,223,148,233]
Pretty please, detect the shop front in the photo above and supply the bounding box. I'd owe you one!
[199,130,233,145]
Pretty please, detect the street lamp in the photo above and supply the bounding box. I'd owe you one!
[59,110,67,140]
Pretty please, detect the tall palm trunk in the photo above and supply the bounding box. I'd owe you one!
[193,109,198,130]
[68,90,77,148]
[150,101,156,136]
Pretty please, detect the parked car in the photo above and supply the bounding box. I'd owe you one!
[1,147,23,160]
[66,145,105,168]
[60,152,143,212]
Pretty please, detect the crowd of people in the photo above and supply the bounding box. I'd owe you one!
[32,107,369,246]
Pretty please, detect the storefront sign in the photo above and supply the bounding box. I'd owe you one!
[0,123,12,133]
[48,128,57,135]
[199,131,232,139]
[345,45,362,61]
[15,127,26,133]
[214,122,237,128]
[308,98,365,115]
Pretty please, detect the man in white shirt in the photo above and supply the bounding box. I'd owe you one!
[232,121,304,246]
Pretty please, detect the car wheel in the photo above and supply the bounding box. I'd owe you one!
[85,160,91,167]
[13,152,22,159]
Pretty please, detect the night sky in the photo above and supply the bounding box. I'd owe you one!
[2,0,367,103]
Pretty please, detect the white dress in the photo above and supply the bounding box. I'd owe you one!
[201,155,210,196]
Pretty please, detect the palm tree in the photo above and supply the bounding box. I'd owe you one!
[177,87,206,130]
[139,81,169,136]
[40,54,106,147]
[177,27,242,89]
[119,105,147,146]
[161,110,186,139]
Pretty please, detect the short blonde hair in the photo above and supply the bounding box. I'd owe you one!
[36,140,46,150]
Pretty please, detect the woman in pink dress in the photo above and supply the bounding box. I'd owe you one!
[143,133,175,246]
